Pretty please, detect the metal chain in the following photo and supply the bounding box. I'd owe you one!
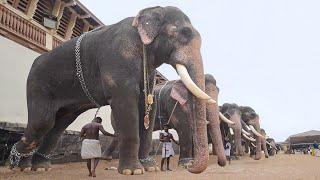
[75,32,101,109]
[9,142,38,167]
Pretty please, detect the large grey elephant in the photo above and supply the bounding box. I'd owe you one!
[103,74,227,169]
[219,103,244,157]
[266,138,278,156]
[10,6,215,175]
[239,106,266,160]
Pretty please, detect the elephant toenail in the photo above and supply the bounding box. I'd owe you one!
[122,169,132,175]
[146,167,155,171]
[133,169,143,175]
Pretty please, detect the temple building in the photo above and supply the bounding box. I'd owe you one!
[0,0,167,133]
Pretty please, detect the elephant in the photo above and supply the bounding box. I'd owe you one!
[239,106,266,160]
[10,6,215,175]
[266,138,278,156]
[103,74,228,168]
[219,103,244,158]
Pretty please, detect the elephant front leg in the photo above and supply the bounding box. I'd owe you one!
[111,90,144,175]
[138,104,159,172]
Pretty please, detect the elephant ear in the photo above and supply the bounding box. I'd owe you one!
[132,6,164,45]
[170,82,189,105]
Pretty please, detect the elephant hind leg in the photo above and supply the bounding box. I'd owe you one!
[12,99,56,170]
[31,108,81,171]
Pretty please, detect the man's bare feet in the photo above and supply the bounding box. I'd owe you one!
[92,171,96,177]
[88,173,92,177]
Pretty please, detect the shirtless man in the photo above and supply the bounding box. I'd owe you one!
[160,124,179,171]
[80,117,116,177]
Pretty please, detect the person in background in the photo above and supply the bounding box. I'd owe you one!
[159,124,179,171]
[225,138,232,165]
[80,117,117,177]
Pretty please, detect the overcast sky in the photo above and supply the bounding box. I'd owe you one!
[80,0,320,142]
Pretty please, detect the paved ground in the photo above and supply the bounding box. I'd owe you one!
[1,153,320,180]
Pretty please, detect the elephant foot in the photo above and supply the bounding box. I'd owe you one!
[140,157,159,172]
[178,158,194,168]
[11,156,32,171]
[31,153,52,171]
[254,155,261,160]
[118,159,145,175]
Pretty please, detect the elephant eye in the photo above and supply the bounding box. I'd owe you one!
[178,27,193,44]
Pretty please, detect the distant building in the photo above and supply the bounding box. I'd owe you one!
[0,0,167,132]
[284,130,320,149]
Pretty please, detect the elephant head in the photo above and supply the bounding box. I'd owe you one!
[157,74,226,168]
[240,106,264,160]
[132,6,213,173]
[266,138,277,156]
[220,103,243,157]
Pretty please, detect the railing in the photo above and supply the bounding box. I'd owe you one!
[52,36,63,49]
[0,4,46,51]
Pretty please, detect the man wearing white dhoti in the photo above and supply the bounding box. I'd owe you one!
[224,139,231,165]
[80,117,117,177]
[160,124,179,171]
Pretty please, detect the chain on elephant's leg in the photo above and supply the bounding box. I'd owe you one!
[8,136,40,171]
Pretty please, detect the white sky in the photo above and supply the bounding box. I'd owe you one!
[80,0,320,142]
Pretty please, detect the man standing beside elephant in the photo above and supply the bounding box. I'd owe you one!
[80,117,117,177]
[160,124,179,171]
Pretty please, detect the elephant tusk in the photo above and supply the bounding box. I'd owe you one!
[266,141,272,146]
[242,128,251,136]
[206,120,210,125]
[229,128,234,135]
[219,112,235,125]
[251,143,256,148]
[249,125,265,138]
[243,133,256,142]
[176,64,216,104]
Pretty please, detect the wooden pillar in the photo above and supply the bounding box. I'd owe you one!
[26,0,39,19]
[65,11,77,39]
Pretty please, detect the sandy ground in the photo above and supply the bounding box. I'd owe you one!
[1,153,320,180]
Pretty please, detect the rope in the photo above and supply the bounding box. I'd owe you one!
[166,100,178,126]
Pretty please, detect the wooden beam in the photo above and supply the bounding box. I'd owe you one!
[51,0,62,17]
[26,0,39,19]
[83,20,90,32]
[64,11,77,39]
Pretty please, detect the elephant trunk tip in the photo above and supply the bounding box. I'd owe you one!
[187,151,208,174]
[217,158,227,167]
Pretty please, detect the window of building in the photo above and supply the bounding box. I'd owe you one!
[7,0,31,14]
[71,18,84,38]
[57,8,71,38]
[33,0,54,25]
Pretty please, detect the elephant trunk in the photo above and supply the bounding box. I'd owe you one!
[205,76,227,167]
[233,127,242,156]
[261,138,269,158]
[252,120,262,160]
[179,64,208,174]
